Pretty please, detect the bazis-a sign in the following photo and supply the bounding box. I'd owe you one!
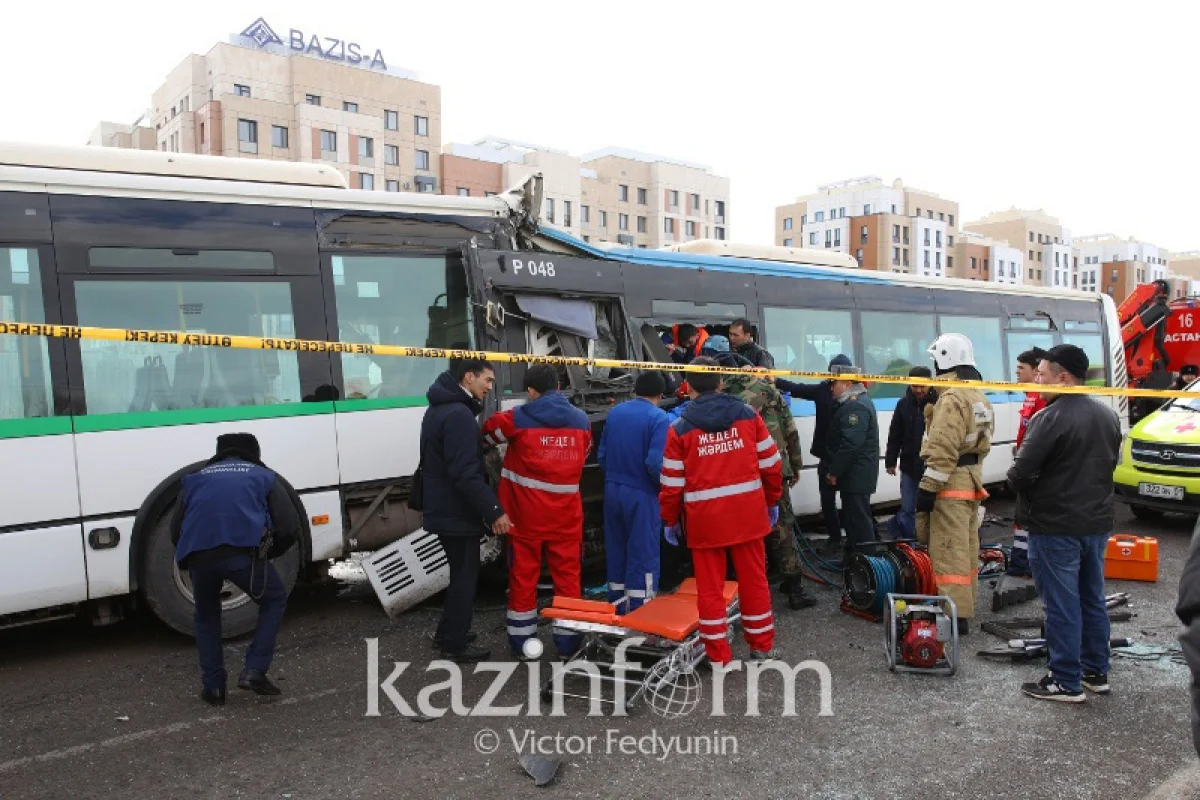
[238,17,387,72]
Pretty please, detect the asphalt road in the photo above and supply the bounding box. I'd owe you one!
[1,499,1196,800]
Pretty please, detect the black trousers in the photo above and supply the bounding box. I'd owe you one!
[435,533,481,653]
[840,492,876,558]
[817,462,843,542]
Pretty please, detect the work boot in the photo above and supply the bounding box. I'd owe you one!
[440,644,491,664]
[788,583,818,610]
[238,668,282,696]
[957,618,970,636]
[749,648,781,663]
[430,631,477,650]
[200,686,226,707]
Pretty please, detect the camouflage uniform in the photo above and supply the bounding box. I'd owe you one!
[723,373,804,579]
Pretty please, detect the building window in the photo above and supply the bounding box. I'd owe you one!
[359,137,374,160]
[810,232,818,245]
[936,252,943,269]
[947,256,954,271]
[320,129,337,155]
[665,218,675,234]
[359,173,374,190]
[581,205,590,224]
[415,116,429,136]
[415,150,430,171]
[619,213,629,231]
[715,200,726,220]
[903,249,910,267]
[927,210,933,219]
[970,256,977,270]
[457,188,469,197]
[784,218,793,231]
[814,211,825,223]
[545,198,555,224]
[924,229,931,246]
[386,180,399,192]
[691,193,701,212]
[1029,232,1034,243]
[200,123,206,144]
[834,229,841,247]
[1029,250,1034,260]
[893,247,900,265]
[234,84,250,98]
[840,207,847,218]
[637,187,647,205]
[893,225,900,243]
[271,125,288,149]
[861,225,868,244]
[237,119,258,154]
[686,221,696,237]
[599,211,608,228]
[564,201,572,227]
[619,185,629,202]
[936,231,942,248]
[924,250,931,268]
[916,208,921,217]
[384,144,399,166]
[343,101,358,113]
[939,212,945,222]
[856,248,863,266]
[415,176,436,193]
[948,235,954,247]
[864,204,872,215]
[385,110,398,130]
[637,216,647,233]
[669,190,680,208]
[485,191,496,198]
[715,227,726,240]
[784,238,793,247]
[306,94,321,106]
[1037,251,1043,262]
[903,227,910,245]
[948,214,955,226]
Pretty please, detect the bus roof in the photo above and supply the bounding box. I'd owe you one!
[660,239,859,269]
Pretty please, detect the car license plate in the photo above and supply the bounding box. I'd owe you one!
[1138,482,1185,500]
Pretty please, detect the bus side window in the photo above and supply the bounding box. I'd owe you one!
[0,247,53,420]
[761,307,855,375]
[860,311,935,399]
[1061,321,1106,386]
[938,315,1003,383]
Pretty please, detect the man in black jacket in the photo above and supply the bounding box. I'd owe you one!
[776,353,854,550]
[1177,520,1200,758]
[1006,344,1121,703]
[825,365,880,558]
[729,318,775,369]
[884,367,936,541]
[420,359,512,663]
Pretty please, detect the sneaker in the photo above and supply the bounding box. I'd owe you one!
[748,648,781,662]
[1082,672,1111,695]
[1022,674,1085,703]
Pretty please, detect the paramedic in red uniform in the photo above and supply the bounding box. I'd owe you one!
[659,356,784,665]
[1007,347,1048,577]
[482,364,592,660]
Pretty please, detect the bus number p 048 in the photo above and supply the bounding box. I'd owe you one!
[511,259,556,278]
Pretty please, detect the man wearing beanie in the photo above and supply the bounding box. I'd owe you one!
[170,432,300,705]
[1007,344,1121,703]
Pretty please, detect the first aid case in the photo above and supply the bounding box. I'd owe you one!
[1104,534,1159,583]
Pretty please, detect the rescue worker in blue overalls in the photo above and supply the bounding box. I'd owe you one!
[171,433,300,706]
[598,371,671,610]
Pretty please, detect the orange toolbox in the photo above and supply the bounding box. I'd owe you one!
[1104,534,1159,582]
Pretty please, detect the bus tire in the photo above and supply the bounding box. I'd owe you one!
[140,503,301,638]
[1129,504,1164,522]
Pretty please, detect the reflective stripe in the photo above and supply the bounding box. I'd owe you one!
[741,612,772,623]
[759,453,781,469]
[698,617,727,626]
[608,582,625,591]
[924,467,951,483]
[937,488,989,501]
[699,632,726,641]
[937,574,974,586]
[662,458,685,470]
[507,625,536,635]
[501,468,579,494]
[743,623,775,635]
[625,589,647,598]
[508,609,538,620]
[684,478,763,503]
[1012,540,1029,551]
[491,428,507,443]
[756,437,774,452]
[964,432,979,445]
[660,475,686,487]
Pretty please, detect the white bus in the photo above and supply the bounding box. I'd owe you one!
[0,142,1128,637]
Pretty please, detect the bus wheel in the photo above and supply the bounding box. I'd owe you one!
[140,503,301,638]
[1129,504,1164,522]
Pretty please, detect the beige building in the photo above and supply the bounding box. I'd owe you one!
[92,28,441,193]
[441,141,731,247]
[963,209,1075,288]
[1170,252,1200,281]
[87,115,157,150]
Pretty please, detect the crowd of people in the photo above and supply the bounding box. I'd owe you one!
[168,319,1131,710]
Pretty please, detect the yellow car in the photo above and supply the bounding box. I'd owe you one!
[1114,381,1200,519]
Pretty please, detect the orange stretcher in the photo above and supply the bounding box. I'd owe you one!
[539,578,741,713]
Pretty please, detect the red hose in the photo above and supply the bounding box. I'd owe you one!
[896,542,937,595]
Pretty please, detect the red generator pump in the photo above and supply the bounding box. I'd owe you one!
[883,593,959,676]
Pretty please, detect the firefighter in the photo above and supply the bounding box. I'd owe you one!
[720,355,816,610]
[916,333,994,634]
[482,364,592,659]
[660,356,784,665]
[597,371,670,611]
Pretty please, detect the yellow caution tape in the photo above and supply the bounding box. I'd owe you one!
[0,320,1189,400]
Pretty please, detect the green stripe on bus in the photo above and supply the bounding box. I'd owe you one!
[333,396,428,413]
[72,402,337,433]
[0,416,75,439]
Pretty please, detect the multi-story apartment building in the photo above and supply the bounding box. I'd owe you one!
[1170,252,1200,281]
[963,209,1073,288]
[1075,234,1169,297]
[91,20,442,193]
[775,177,958,277]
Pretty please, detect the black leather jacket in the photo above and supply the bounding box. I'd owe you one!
[1006,394,1121,536]
[1177,522,1200,758]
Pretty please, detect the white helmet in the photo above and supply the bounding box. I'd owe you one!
[928,333,976,372]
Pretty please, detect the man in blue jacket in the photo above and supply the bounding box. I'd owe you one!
[171,432,300,706]
[420,359,512,663]
[598,371,670,611]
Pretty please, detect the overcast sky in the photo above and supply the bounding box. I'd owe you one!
[2,1,1195,251]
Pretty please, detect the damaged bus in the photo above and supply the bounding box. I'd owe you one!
[0,143,1126,636]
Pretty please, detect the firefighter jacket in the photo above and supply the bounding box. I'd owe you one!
[659,391,784,549]
[1016,392,1048,451]
[826,384,880,494]
[482,390,592,541]
[918,377,994,499]
[722,373,802,478]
